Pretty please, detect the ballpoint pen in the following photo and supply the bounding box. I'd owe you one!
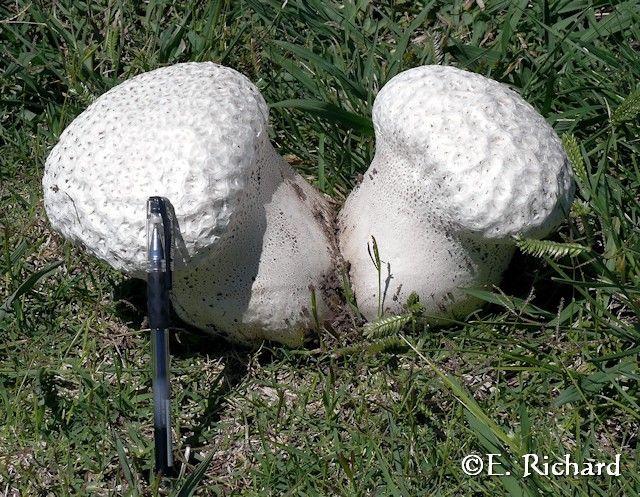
[146,196,174,476]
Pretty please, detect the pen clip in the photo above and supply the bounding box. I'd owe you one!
[157,198,173,290]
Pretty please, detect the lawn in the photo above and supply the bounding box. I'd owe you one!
[1,0,639,495]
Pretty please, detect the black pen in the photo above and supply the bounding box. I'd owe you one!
[146,197,174,475]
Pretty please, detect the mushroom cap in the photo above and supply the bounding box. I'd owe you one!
[43,62,269,276]
[372,65,574,241]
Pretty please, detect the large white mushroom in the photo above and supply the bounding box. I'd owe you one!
[338,65,574,321]
[43,62,337,346]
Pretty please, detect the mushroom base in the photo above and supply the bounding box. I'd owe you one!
[342,227,514,322]
[338,160,515,322]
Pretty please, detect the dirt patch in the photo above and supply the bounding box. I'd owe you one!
[311,194,363,343]
[290,181,307,202]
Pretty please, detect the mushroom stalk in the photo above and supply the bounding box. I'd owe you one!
[171,136,337,346]
[340,161,515,320]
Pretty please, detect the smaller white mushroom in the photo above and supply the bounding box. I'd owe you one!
[338,65,574,321]
[43,62,337,346]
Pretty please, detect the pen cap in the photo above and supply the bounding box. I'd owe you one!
[147,197,171,329]
[146,197,166,273]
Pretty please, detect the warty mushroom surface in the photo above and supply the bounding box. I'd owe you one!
[43,62,337,346]
[338,65,574,321]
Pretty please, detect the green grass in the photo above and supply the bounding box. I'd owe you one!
[1,0,639,495]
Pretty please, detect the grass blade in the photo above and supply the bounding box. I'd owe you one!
[176,451,216,497]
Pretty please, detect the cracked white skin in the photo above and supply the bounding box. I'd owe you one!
[338,65,574,321]
[43,62,334,346]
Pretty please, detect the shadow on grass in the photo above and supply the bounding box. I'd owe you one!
[172,330,254,449]
[111,277,276,455]
[500,249,575,312]
[112,277,147,329]
[170,326,280,461]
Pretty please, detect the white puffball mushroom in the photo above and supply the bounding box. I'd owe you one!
[43,62,337,346]
[338,65,574,321]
